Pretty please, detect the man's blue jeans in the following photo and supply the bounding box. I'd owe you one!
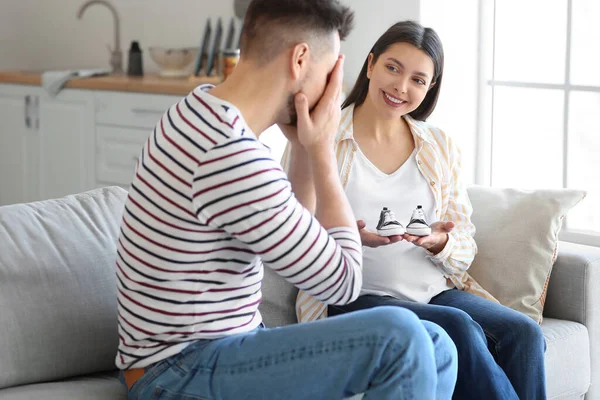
[122,307,457,399]
[329,289,546,400]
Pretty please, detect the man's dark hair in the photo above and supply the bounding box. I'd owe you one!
[240,0,354,63]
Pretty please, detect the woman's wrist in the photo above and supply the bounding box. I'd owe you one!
[428,233,449,255]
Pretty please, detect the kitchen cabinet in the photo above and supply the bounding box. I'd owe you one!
[0,80,187,206]
[0,84,95,206]
[93,91,182,190]
[0,84,37,206]
[37,90,96,201]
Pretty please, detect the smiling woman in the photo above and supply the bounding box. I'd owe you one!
[290,20,548,400]
[364,44,435,117]
[342,20,443,120]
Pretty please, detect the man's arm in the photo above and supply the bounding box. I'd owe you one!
[290,56,355,232]
[193,137,361,306]
[284,141,316,214]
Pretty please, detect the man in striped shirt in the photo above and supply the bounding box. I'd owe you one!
[115,1,458,398]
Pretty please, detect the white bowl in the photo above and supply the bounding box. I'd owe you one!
[149,47,198,78]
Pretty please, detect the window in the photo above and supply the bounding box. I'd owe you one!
[484,0,600,242]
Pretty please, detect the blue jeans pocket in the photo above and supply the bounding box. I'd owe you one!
[152,385,209,400]
[174,340,213,373]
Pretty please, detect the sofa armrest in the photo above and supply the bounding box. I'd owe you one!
[544,240,600,400]
[544,241,600,324]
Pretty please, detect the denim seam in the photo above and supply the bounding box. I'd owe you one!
[130,359,173,395]
[209,335,397,374]
[482,328,502,356]
[153,385,209,400]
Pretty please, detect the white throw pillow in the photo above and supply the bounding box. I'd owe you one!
[467,185,586,323]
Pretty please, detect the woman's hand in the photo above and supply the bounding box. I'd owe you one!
[403,221,455,254]
[357,220,403,248]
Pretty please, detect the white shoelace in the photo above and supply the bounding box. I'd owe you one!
[384,211,397,224]
[412,210,424,220]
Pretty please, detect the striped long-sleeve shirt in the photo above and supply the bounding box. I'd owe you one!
[282,104,499,323]
[115,85,362,369]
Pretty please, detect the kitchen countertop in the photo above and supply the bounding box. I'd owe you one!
[0,71,223,96]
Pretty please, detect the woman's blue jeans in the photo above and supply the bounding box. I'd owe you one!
[329,289,547,400]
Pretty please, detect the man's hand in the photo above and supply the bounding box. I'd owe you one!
[403,221,455,254]
[294,55,345,153]
[358,220,403,248]
[278,54,344,150]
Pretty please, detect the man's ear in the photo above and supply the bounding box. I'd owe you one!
[290,42,310,82]
[366,53,375,79]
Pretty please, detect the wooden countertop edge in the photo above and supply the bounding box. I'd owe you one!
[0,72,223,96]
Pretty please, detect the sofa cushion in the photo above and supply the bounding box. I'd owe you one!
[542,318,591,399]
[467,186,586,323]
[0,372,126,400]
[259,264,298,327]
[0,187,128,390]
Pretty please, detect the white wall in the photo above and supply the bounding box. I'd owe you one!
[0,0,42,70]
[340,0,420,85]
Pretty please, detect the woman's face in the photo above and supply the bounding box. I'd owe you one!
[366,42,435,118]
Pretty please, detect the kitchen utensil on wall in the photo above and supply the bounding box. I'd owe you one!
[206,18,223,76]
[193,18,212,76]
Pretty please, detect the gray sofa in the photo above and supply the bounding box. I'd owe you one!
[0,187,599,399]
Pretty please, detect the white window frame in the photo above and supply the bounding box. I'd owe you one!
[475,0,600,247]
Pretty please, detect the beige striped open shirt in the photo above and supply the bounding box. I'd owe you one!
[282,104,498,323]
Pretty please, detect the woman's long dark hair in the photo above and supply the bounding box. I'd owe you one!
[342,21,444,121]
